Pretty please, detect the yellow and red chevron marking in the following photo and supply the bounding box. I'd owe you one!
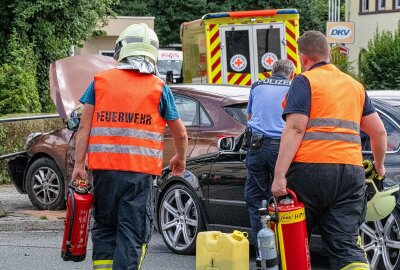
[227,72,252,86]
[259,72,271,80]
[285,20,299,74]
[209,24,222,84]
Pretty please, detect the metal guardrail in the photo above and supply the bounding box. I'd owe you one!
[0,114,60,160]
[0,114,60,123]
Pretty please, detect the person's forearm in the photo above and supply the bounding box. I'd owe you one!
[274,125,305,178]
[370,130,387,167]
[172,129,188,159]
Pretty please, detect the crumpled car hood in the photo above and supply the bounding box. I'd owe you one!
[49,54,117,119]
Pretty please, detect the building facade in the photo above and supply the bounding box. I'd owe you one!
[345,0,400,69]
[74,16,155,57]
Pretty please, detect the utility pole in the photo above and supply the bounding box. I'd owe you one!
[328,0,341,22]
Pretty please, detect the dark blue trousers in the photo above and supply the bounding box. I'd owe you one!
[244,138,280,256]
[91,170,153,270]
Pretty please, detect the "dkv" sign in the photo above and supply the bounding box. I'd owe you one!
[326,22,355,44]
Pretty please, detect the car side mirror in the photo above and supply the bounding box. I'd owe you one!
[217,137,235,151]
[66,118,80,131]
[66,110,80,131]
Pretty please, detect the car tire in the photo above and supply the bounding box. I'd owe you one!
[25,157,66,210]
[360,207,400,270]
[158,184,205,255]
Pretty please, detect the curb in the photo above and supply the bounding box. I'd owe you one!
[0,217,64,231]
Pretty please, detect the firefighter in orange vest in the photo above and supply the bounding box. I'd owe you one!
[71,23,188,270]
[271,31,387,270]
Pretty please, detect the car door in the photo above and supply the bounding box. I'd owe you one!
[163,94,199,166]
[362,108,400,186]
[206,149,250,231]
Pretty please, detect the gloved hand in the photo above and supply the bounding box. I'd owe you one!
[363,160,385,181]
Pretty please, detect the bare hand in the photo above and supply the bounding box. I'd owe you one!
[169,154,186,176]
[71,166,88,186]
[272,176,288,197]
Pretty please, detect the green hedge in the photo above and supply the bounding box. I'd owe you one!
[359,21,400,89]
[0,114,63,184]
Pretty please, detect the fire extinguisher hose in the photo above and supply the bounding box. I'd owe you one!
[65,187,75,258]
[269,195,282,269]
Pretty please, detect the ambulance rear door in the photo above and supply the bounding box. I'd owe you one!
[253,23,286,81]
[220,23,286,85]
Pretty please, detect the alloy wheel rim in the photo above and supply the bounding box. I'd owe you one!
[160,188,199,251]
[360,214,400,270]
[32,167,61,206]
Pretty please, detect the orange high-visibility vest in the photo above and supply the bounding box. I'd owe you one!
[88,68,166,175]
[293,64,365,166]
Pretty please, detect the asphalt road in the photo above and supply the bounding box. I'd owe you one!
[0,230,331,270]
[0,185,331,269]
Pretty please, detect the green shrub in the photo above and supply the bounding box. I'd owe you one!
[331,45,358,80]
[359,21,400,90]
[0,114,63,184]
[0,32,41,116]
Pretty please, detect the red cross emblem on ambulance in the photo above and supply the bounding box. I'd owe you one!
[261,52,278,70]
[230,54,247,72]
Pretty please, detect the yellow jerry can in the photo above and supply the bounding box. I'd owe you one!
[196,230,249,270]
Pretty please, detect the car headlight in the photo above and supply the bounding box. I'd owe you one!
[25,132,43,147]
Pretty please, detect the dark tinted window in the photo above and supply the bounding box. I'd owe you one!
[224,104,247,125]
[362,114,400,152]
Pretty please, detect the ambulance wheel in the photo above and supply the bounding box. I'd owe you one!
[25,157,66,210]
[158,184,205,255]
[360,207,400,270]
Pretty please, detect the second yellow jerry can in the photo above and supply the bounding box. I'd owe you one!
[196,230,249,270]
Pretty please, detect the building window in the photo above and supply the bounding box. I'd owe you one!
[361,0,369,11]
[377,0,386,10]
[99,50,114,57]
[395,0,400,9]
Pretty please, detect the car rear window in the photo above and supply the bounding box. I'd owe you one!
[223,103,248,125]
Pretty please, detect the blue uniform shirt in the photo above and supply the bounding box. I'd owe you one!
[283,62,376,120]
[247,75,291,138]
[80,80,180,120]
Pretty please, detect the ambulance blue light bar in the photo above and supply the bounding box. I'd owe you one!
[202,9,298,20]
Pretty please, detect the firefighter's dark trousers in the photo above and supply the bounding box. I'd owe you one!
[91,170,154,270]
[244,137,280,257]
[287,163,369,270]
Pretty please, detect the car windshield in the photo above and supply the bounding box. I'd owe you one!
[224,103,248,125]
[157,60,182,75]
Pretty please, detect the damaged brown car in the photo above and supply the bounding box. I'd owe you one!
[7,55,248,210]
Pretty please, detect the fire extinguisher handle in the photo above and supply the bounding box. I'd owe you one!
[286,188,298,205]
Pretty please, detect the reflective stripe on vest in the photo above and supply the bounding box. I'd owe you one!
[293,64,365,166]
[88,69,166,175]
[90,127,163,141]
[88,144,162,159]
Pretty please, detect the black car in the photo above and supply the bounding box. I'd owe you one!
[155,94,400,270]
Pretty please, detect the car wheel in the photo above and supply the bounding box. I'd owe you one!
[25,157,66,210]
[158,184,205,255]
[360,207,400,270]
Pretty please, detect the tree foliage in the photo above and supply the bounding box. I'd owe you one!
[0,0,116,113]
[115,0,330,46]
[359,22,400,90]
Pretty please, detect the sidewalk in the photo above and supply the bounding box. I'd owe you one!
[0,185,64,231]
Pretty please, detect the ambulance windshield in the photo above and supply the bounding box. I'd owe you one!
[157,60,182,76]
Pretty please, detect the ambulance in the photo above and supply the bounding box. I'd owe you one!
[156,49,183,83]
[180,9,300,86]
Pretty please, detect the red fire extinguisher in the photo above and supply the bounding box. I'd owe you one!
[61,181,93,262]
[268,189,311,270]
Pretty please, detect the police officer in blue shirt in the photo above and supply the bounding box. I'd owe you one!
[245,59,295,259]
